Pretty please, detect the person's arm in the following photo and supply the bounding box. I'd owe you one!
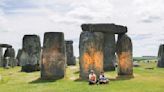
[99,75,103,79]
[94,74,97,82]
[89,74,92,80]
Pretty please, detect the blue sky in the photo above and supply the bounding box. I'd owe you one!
[0,0,164,57]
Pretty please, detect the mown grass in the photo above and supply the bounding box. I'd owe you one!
[0,62,164,92]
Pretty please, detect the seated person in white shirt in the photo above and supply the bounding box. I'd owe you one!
[99,71,109,84]
[89,70,98,85]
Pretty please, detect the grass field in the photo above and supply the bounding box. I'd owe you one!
[0,62,164,92]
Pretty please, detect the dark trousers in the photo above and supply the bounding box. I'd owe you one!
[89,80,98,85]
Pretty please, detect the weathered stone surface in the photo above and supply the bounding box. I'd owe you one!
[0,47,3,67]
[116,34,133,76]
[16,49,22,66]
[0,44,12,48]
[133,62,140,67]
[4,48,17,67]
[3,57,10,68]
[0,44,12,67]
[19,49,40,71]
[41,32,66,80]
[103,33,116,71]
[65,40,76,65]
[81,23,127,34]
[157,44,164,67]
[79,31,104,80]
[4,48,15,58]
[21,35,41,72]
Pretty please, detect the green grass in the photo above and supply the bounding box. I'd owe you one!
[0,62,164,92]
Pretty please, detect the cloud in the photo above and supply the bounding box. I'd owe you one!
[141,16,162,23]
[133,0,164,23]
[131,34,153,40]
[0,0,164,57]
[0,0,115,56]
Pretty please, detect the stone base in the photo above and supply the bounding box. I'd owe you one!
[67,63,76,66]
[67,59,76,66]
[157,62,164,68]
[41,75,64,80]
[0,59,3,67]
[157,66,164,68]
[21,64,40,72]
[116,75,134,79]
[104,67,115,71]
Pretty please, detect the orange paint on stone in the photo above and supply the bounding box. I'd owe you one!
[93,52,103,70]
[118,51,132,74]
[82,48,103,73]
[119,52,128,68]
[83,52,92,72]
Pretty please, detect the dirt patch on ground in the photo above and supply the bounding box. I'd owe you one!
[69,66,78,70]
[70,76,76,80]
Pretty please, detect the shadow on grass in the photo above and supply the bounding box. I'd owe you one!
[109,75,134,81]
[74,75,134,82]
[74,78,87,82]
[74,71,80,74]
[29,78,60,84]
[18,70,39,73]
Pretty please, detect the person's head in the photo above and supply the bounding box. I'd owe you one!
[100,71,104,75]
[90,70,94,74]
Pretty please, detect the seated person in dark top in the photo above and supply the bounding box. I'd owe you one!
[99,72,109,84]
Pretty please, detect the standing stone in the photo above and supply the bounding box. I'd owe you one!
[4,57,10,68]
[116,34,133,76]
[103,33,116,71]
[4,48,15,58]
[65,41,76,65]
[21,35,41,72]
[41,32,66,80]
[157,44,164,67]
[79,31,104,80]
[4,48,16,67]
[16,49,22,66]
[0,47,3,67]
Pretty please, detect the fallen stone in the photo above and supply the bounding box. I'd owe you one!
[133,62,140,67]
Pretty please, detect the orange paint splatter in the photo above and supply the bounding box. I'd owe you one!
[118,52,133,74]
[82,48,103,74]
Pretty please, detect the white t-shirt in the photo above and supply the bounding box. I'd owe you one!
[99,74,106,80]
[89,73,96,81]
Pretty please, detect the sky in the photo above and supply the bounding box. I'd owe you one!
[0,0,164,57]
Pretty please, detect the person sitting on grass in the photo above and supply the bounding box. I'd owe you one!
[99,71,109,84]
[89,70,98,85]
